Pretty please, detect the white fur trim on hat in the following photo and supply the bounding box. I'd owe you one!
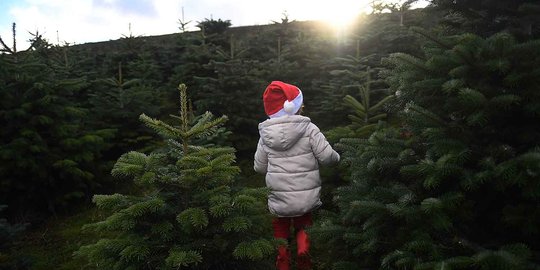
[269,89,303,118]
[283,100,295,114]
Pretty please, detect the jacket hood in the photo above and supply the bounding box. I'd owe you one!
[258,115,311,151]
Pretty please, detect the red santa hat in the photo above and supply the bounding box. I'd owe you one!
[263,81,303,118]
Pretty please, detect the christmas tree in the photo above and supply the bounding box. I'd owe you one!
[0,31,112,217]
[76,84,275,269]
[325,63,394,141]
[312,29,540,269]
[89,61,161,155]
[431,0,540,39]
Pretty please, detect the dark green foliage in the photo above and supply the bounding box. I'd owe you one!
[324,60,394,142]
[193,50,267,159]
[183,22,341,179]
[0,205,29,269]
[311,9,426,130]
[166,30,232,126]
[312,30,540,269]
[0,35,113,216]
[89,61,161,155]
[371,0,421,27]
[76,84,275,269]
[430,0,540,39]
[0,9,463,267]
[197,18,232,36]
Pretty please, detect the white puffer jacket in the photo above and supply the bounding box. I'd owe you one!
[254,115,340,217]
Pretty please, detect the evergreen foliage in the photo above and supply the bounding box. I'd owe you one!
[76,84,274,269]
[0,9,490,267]
[311,8,426,130]
[193,41,267,159]
[89,61,161,155]
[312,29,540,269]
[197,18,232,36]
[430,0,540,39]
[371,0,420,27]
[183,22,337,176]
[0,34,113,216]
[325,60,394,141]
[0,205,29,269]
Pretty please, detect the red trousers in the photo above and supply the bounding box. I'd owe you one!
[272,212,312,270]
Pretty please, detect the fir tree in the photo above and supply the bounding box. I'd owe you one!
[196,18,232,36]
[76,84,275,269]
[264,34,300,81]
[167,30,218,116]
[323,57,394,140]
[430,0,540,39]
[192,35,267,165]
[341,69,393,137]
[312,29,540,269]
[371,0,420,27]
[0,34,112,217]
[89,61,160,155]
[311,9,426,130]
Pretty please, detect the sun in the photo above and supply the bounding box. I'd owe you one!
[303,0,369,28]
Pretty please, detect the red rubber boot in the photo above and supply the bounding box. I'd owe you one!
[276,245,290,270]
[296,229,312,270]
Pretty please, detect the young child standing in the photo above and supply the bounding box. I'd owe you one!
[254,81,340,270]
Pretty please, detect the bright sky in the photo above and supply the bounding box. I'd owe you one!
[0,0,429,48]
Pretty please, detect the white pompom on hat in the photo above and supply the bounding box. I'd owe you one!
[263,81,303,118]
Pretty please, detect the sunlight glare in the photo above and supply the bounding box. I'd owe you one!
[307,0,368,29]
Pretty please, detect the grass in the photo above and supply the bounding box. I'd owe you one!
[10,206,105,270]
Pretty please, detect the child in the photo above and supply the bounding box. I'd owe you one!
[254,81,340,270]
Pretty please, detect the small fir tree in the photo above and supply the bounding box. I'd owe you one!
[325,63,394,141]
[76,84,275,269]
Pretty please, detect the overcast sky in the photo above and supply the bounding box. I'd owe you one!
[0,0,428,48]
